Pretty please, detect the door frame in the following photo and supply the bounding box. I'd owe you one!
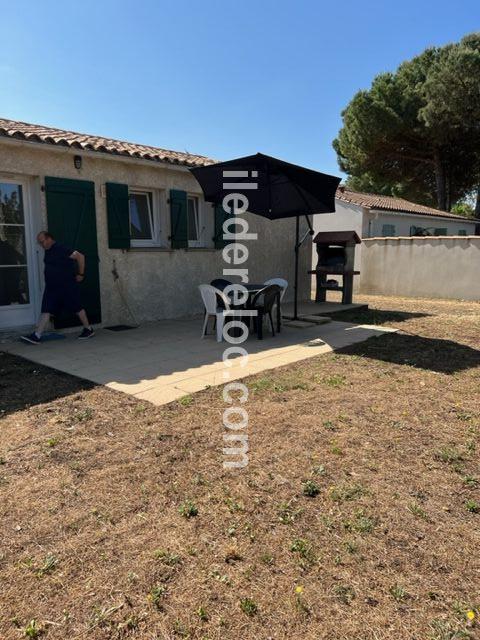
[0,175,41,329]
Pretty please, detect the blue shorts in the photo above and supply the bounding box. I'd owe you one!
[41,284,83,315]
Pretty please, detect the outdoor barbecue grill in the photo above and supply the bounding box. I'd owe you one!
[309,230,361,305]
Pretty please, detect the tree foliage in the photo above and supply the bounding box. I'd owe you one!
[451,201,475,217]
[333,33,480,212]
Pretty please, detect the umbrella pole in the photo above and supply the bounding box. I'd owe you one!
[293,215,314,321]
[294,215,299,320]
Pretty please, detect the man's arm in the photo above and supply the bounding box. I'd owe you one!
[70,250,85,282]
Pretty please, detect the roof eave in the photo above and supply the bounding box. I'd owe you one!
[368,207,476,223]
[0,134,200,172]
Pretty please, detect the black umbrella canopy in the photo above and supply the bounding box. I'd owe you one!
[189,153,340,219]
[189,152,341,320]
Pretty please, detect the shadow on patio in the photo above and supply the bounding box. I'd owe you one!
[327,307,432,326]
[1,315,395,406]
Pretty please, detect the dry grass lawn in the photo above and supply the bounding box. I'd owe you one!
[0,294,479,640]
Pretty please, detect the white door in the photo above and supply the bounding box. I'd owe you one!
[0,178,37,329]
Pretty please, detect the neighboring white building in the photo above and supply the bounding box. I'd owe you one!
[317,187,477,238]
[312,187,477,271]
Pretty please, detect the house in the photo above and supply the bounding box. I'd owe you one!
[317,187,477,239]
[312,187,477,276]
[0,118,311,331]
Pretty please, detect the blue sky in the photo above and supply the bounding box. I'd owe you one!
[1,0,478,177]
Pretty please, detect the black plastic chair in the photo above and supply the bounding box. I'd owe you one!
[249,284,282,339]
[210,278,232,291]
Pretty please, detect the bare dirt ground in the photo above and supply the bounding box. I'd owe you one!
[0,294,479,640]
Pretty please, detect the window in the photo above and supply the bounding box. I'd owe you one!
[458,229,467,236]
[129,189,163,247]
[434,228,447,236]
[129,191,153,241]
[0,182,29,305]
[382,224,396,237]
[187,195,204,247]
[411,226,433,236]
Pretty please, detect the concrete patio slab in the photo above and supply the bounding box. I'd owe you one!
[282,300,367,319]
[300,315,332,324]
[2,316,396,406]
[283,320,314,328]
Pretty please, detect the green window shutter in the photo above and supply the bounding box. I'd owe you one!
[434,228,447,236]
[169,189,188,249]
[106,182,130,249]
[213,203,234,249]
[458,229,467,236]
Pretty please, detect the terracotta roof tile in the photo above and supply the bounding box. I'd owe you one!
[1,119,475,221]
[336,187,474,222]
[0,117,215,167]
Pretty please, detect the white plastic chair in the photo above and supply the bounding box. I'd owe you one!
[263,278,288,301]
[199,284,231,342]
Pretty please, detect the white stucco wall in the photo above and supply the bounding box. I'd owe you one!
[360,236,480,301]
[311,200,365,291]
[366,210,476,238]
[312,200,366,269]
[0,140,311,326]
[312,199,477,294]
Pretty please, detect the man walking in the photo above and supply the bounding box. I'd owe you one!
[21,231,94,344]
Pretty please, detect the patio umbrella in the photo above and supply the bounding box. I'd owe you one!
[190,153,341,320]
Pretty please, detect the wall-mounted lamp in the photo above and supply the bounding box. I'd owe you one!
[74,155,82,170]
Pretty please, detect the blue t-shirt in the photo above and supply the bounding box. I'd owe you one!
[44,243,76,289]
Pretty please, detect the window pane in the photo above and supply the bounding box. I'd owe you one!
[129,193,153,240]
[188,198,198,241]
[382,224,395,237]
[0,266,29,305]
[0,226,27,265]
[0,183,24,224]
